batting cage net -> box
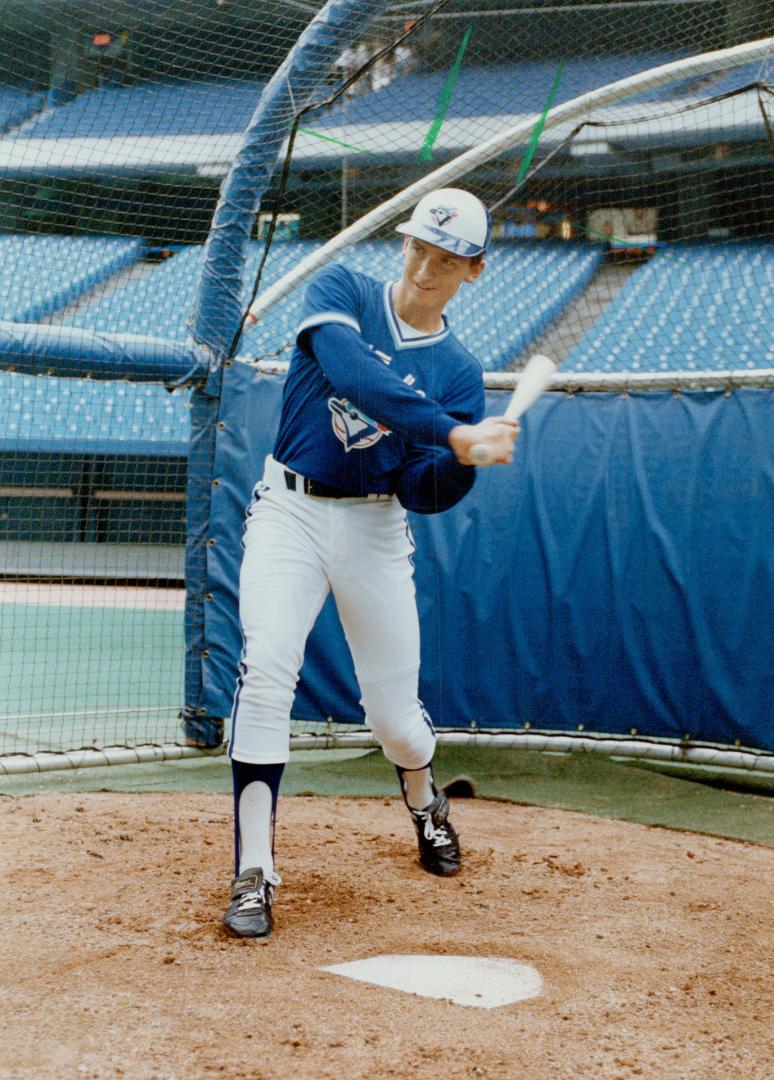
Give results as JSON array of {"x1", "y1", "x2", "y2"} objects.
[{"x1": 0, "y1": 0, "x2": 772, "y2": 770}]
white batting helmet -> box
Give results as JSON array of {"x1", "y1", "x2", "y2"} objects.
[{"x1": 396, "y1": 187, "x2": 491, "y2": 257}]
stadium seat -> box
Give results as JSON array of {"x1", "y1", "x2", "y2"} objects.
[
  {"x1": 0, "y1": 234, "x2": 145, "y2": 323},
  {"x1": 35, "y1": 235, "x2": 604, "y2": 451},
  {"x1": 64, "y1": 237, "x2": 605, "y2": 372},
  {"x1": 0, "y1": 369, "x2": 189, "y2": 457},
  {"x1": 310, "y1": 54, "x2": 690, "y2": 129},
  {"x1": 11, "y1": 55, "x2": 696, "y2": 146},
  {"x1": 46, "y1": 239, "x2": 324, "y2": 451},
  {"x1": 564, "y1": 241, "x2": 774, "y2": 372},
  {"x1": 17, "y1": 79, "x2": 265, "y2": 139},
  {"x1": 19, "y1": 235, "x2": 770, "y2": 455},
  {"x1": 0, "y1": 84, "x2": 43, "y2": 133},
  {"x1": 63, "y1": 239, "x2": 323, "y2": 349},
  {"x1": 217, "y1": 239, "x2": 603, "y2": 370}
]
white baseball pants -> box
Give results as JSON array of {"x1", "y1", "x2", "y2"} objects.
[{"x1": 229, "y1": 456, "x2": 436, "y2": 769}]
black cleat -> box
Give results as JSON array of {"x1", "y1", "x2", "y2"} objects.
[
  {"x1": 410, "y1": 791, "x2": 461, "y2": 877},
  {"x1": 222, "y1": 867, "x2": 277, "y2": 939}
]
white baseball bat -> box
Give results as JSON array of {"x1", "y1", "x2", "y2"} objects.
[{"x1": 470, "y1": 353, "x2": 557, "y2": 467}]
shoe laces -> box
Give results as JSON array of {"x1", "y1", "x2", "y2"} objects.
[
  {"x1": 233, "y1": 870, "x2": 281, "y2": 912},
  {"x1": 234, "y1": 889, "x2": 267, "y2": 914},
  {"x1": 415, "y1": 808, "x2": 452, "y2": 848}
]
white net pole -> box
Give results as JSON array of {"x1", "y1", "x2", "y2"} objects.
[
  {"x1": 243, "y1": 359, "x2": 774, "y2": 389},
  {"x1": 4, "y1": 730, "x2": 774, "y2": 777}
]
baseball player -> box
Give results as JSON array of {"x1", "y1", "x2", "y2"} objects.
[{"x1": 223, "y1": 187, "x2": 518, "y2": 939}]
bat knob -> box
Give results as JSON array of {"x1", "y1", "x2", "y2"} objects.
[{"x1": 470, "y1": 444, "x2": 493, "y2": 467}]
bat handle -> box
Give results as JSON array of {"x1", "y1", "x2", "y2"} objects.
[{"x1": 470, "y1": 414, "x2": 523, "y2": 467}]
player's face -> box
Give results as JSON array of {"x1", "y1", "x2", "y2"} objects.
[{"x1": 400, "y1": 236, "x2": 484, "y2": 313}]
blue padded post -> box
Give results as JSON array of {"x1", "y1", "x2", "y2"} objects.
[
  {"x1": 190, "y1": 0, "x2": 392, "y2": 362},
  {"x1": 181, "y1": 0, "x2": 392, "y2": 748},
  {"x1": 0, "y1": 320, "x2": 207, "y2": 384}
]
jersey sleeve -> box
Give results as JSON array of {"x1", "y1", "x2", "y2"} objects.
[
  {"x1": 393, "y1": 445, "x2": 475, "y2": 514},
  {"x1": 441, "y1": 353, "x2": 486, "y2": 427},
  {"x1": 391, "y1": 361, "x2": 485, "y2": 514},
  {"x1": 296, "y1": 263, "x2": 362, "y2": 339}
]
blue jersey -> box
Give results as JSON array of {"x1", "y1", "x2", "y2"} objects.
[{"x1": 273, "y1": 264, "x2": 485, "y2": 502}]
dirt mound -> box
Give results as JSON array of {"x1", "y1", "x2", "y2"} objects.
[{"x1": 2, "y1": 793, "x2": 772, "y2": 1079}]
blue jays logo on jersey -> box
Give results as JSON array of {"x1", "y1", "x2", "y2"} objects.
[
  {"x1": 328, "y1": 397, "x2": 391, "y2": 452},
  {"x1": 430, "y1": 205, "x2": 458, "y2": 229}
]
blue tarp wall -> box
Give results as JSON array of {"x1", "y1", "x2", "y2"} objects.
[{"x1": 200, "y1": 362, "x2": 773, "y2": 752}]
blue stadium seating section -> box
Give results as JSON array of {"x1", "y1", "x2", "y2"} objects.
[
  {"x1": 564, "y1": 242, "x2": 774, "y2": 372},
  {"x1": 0, "y1": 233, "x2": 168, "y2": 455},
  {"x1": 63, "y1": 239, "x2": 324, "y2": 347},
  {"x1": 64, "y1": 237, "x2": 599, "y2": 372},
  {"x1": 0, "y1": 371, "x2": 189, "y2": 456},
  {"x1": 312, "y1": 54, "x2": 691, "y2": 128},
  {"x1": 13, "y1": 55, "x2": 699, "y2": 143},
  {"x1": 59, "y1": 239, "x2": 399, "y2": 360},
  {"x1": 3, "y1": 235, "x2": 771, "y2": 454},
  {"x1": 240, "y1": 239, "x2": 604, "y2": 371},
  {"x1": 1, "y1": 240, "x2": 320, "y2": 455},
  {"x1": 0, "y1": 240, "x2": 325, "y2": 456},
  {"x1": 455, "y1": 241, "x2": 604, "y2": 370},
  {"x1": 0, "y1": 234, "x2": 145, "y2": 322},
  {"x1": 16, "y1": 79, "x2": 265, "y2": 140},
  {"x1": 2, "y1": 236, "x2": 604, "y2": 451},
  {"x1": 0, "y1": 85, "x2": 43, "y2": 134}
]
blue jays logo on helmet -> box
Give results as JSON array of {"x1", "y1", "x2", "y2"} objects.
[
  {"x1": 396, "y1": 189, "x2": 488, "y2": 257},
  {"x1": 328, "y1": 397, "x2": 391, "y2": 452},
  {"x1": 429, "y1": 206, "x2": 458, "y2": 230}
]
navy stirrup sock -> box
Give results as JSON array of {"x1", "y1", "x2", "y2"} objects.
[
  {"x1": 231, "y1": 760, "x2": 285, "y2": 874},
  {"x1": 395, "y1": 761, "x2": 437, "y2": 811}
]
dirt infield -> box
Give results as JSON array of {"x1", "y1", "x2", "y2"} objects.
[{"x1": 3, "y1": 792, "x2": 772, "y2": 1080}]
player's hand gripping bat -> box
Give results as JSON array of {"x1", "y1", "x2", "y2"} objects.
[{"x1": 470, "y1": 353, "x2": 557, "y2": 466}]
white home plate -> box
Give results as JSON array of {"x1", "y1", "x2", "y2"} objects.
[{"x1": 321, "y1": 955, "x2": 542, "y2": 1008}]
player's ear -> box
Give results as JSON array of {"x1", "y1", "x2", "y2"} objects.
[{"x1": 463, "y1": 256, "x2": 485, "y2": 284}]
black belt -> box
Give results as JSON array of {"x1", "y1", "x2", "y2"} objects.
[{"x1": 284, "y1": 469, "x2": 387, "y2": 500}]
